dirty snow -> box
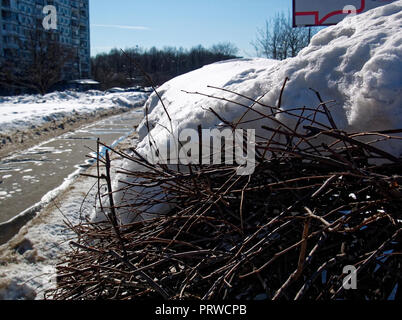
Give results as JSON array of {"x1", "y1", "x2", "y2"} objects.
[
  {"x1": 0, "y1": 89, "x2": 149, "y2": 134},
  {"x1": 0, "y1": 169, "x2": 96, "y2": 300},
  {"x1": 0, "y1": 155, "x2": 125, "y2": 300}
]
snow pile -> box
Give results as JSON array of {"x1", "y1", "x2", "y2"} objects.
[
  {"x1": 107, "y1": 1, "x2": 402, "y2": 224},
  {"x1": 137, "y1": 0, "x2": 402, "y2": 156},
  {"x1": 0, "y1": 89, "x2": 150, "y2": 134}
]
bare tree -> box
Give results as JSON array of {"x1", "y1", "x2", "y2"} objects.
[
  {"x1": 252, "y1": 13, "x2": 316, "y2": 60},
  {"x1": 210, "y1": 42, "x2": 239, "y2": 57},
  {"x1": 0, "y1": 28, "x2": 75, "y2": 95}
]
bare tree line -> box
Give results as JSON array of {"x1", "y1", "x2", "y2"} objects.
[
  {"x1": 252, "y1": 13, "x2": 321, "y2": 60},
  {"x1": 91, "y1": 42, "x2": 239, "y2": 90}
]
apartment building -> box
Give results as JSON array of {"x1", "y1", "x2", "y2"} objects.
[{"x1": 0, "y1": 0, "x2": 90, "y2": 79}]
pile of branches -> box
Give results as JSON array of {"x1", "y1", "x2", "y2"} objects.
[{"x1": 48, "y1": 83, "x2": 402, "y2": 300}]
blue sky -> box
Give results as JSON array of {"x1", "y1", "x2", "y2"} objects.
[{"x1": 89, "y1": 0, "x2": 292, "y2": 57}]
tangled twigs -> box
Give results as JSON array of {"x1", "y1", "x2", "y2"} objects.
[{"x1": 47, "y1": 85, "x2": 402, "y2": 301}]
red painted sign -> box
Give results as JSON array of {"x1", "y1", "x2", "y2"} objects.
[{"x1": 293, "y1": 0, "x2": 397, "y2": 27}]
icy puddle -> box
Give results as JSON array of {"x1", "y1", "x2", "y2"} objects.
[{"x1": 0, "y1": 110, "x2": 143, "y2": 226}]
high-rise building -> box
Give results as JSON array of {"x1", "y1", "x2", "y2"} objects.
[{"x1": 0, "y1": 0, "x2": 90, "y2": 80}]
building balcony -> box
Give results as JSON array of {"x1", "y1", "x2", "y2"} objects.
[
  {"x1": 1, "y1": 0, "x2": 10, "y2": 8},
  {"x1": 3, "y1": 42, "x2": 19, "y2": 49},
  {"x1": 1, "y1": 10, "x2": 17, "y2": 21},
  {"x1": 2, "y1": 29, "x2": 19, "y2": 36}
]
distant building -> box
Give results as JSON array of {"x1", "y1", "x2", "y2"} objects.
[{"x1": 0, "y1": 0, "x2": 90, "y2": 80}]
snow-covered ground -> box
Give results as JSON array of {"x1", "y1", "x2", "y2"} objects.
[
  {"x1": 0, "y1": 133, "x2": 135, "y2": 300},
  {"x1": 0, "y1": 159, "x2": 119, "y2": 299},
  {"x1": 0, "y1": 89, "x2": 150, "y2": 134},
  {"x1": 104, "y1": 1, "x2": 402, "y2": 224},
  {"x1": 0, "y1": 89, "x2": 150, "y2": 299},
  {"x1": 0, "y1": 172, "x2": 94, "y2": 299}
]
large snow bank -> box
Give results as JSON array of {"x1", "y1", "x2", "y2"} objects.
[
  {"x1": 138, "y1": 0, "x2": 402, "y2": 157},
  {"x1": 96, "y1": 1, "x2": 402, "y2": 224},
  {"x1": 0, "y1": 90, "x2": 149, "y2": 134}
]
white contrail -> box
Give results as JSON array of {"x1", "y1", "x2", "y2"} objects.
[{"x1": 91, "y1": 24, "x2": 150, "y2": 30}]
